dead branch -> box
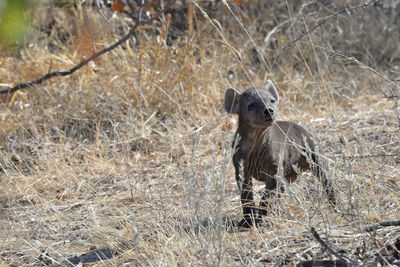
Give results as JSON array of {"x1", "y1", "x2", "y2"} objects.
[
  {"x1": 311, "y1": 227, "x2": 342, "y2": 259},
  {"x1": 364, "y1": 219, "x2": 400, "y2": 232},
  {"x1": 310, "y1": 227, "x2": 355, "y2": 264},
  {"x1": 334, "y1": 153, "x2": 400, "y2": 160},
  {"x1": 0, "y1": 22, "x2": 142, "y2": 95},
  {"x1": 297, "y1": 259, "x2": 350, "y2": 267},
  {"x1": 0, "y1": 0, "x2": 186, "y2": 96},
  {"x1": 383, "y1": 95, "x2": 400, "y2": 99}
]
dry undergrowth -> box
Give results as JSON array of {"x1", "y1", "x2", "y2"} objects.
[{"x1": 0, "y1": 1, "x2": 399, "y2": 266}]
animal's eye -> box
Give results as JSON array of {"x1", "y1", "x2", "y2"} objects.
[
  {"x1": 247, "y1": 103, "x2": 257, "y2": 111},
  {"x1": 271, "y1": 99, "x2": 276, "y2": 104}
]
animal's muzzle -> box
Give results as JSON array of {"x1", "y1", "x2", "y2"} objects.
[{"x1": 263, "y1": 107, "x2": 275, "y2": 117}]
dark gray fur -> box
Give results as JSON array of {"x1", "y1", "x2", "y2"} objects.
[{"x1": 224, "y1": 80, "x2": 336, "y2": 227}]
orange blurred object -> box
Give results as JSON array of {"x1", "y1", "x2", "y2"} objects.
[{"x1": 112, "y1": 0, "x2": 125, "y2": 11}]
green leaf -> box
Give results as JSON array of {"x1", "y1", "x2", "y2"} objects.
[{"x1": 0, "y1": 0, "x2": 28, "y2": 46}]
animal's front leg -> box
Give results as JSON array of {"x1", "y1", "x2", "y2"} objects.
[
  {"x1": 258, "y1": 190, "x2": 275, "y2": 217},
  {"x1": 258, "y1": 177, "x2": 278, "y2": 218},
  {"x1": 238, "y1": 177, "x2": 259, "y2": 228}
]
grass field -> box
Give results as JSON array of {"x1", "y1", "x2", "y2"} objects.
[{"x1": 0, "y1": 1, "x2": 399, "y2": 266}]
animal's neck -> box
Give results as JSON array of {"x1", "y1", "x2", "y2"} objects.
[
  {"x1": 237, "y1": 119, "x2": 271, "y2": 155},
  {"x1": 238, "y1": 118, "x2": 270, "y2": 139}
]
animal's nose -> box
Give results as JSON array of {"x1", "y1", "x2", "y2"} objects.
[{"x1": 264, "y1": 108, "x2": 274, "y2": 116}]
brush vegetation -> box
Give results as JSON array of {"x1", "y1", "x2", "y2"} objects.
[{"x1": 0, "y1": 0, "x2": 399, "y2": 265}]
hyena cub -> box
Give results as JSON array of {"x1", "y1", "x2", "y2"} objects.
[{"x1": 224, "y1": 80, "x2": 336, "y2": 227}]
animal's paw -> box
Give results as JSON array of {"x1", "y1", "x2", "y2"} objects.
[{"x1": 238, "y1": 216, "x2": 262, "y2": 228}]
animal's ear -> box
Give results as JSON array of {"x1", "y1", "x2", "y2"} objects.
[
  {"x1": 224, "y1": 88, "x2": 241, "y2": 114},
  {"x1": 264, "y1": 80, "x2": 279, "y2": 103}
]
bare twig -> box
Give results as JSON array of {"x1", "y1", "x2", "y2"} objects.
[
  {"x1": 310, "y1": 227, "x2": 355, "y2": 264},
  {"x1": 0, "y1": 0, "x2": 182, "y2": 96},
  {"x1": 383, "y1": 95, "x2": 400, "y2": 99},
  {"x1": 297, "y1": 259, "x2": 350, "y2": 267},
  {"x1": 311, "y1": 227, "x2": 343, "y2": 259},
  {"x1": 333, "y1": 153, "x2": 400, "y2": 160},
  {"x1": 273, "y1": 0, "x2": 384, "y2": 56},
  {"x1": 364, "y1": 219, "x2": 400, "y2": 232},
  {"x1": 0, "y1": 22, "x2": 142, "y2": 95}
]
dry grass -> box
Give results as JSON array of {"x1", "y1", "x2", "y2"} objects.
[{"x1": 0, "y1": 1, "x2": 399, "y2": 266}]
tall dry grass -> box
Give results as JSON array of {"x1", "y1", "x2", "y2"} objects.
[{"x1": 0, "y1": 1, "x2": 399, "y2": 265}]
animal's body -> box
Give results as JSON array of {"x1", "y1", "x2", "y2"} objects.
[{"x1": 224, "y1": 80, "x2": 336, "y2": 227}]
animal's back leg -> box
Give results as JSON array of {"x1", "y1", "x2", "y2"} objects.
[{"x1": 311, "y1": 157, "x2": 336, "y2": 205}]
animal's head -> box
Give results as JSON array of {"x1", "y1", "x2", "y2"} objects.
[{"x1": 224, "y1": 80, "x2": 279, "y2": 128}]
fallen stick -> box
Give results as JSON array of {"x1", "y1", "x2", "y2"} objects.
[
  {"x1": 0, "y1": 21, "x2": 141, "y2": 95},
  {"x1": 310, "y1": 227, "x2": 355, "y2": 265},
  {"x1": 363, "y1": 219, "x2": 400, "y2": 232}
]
